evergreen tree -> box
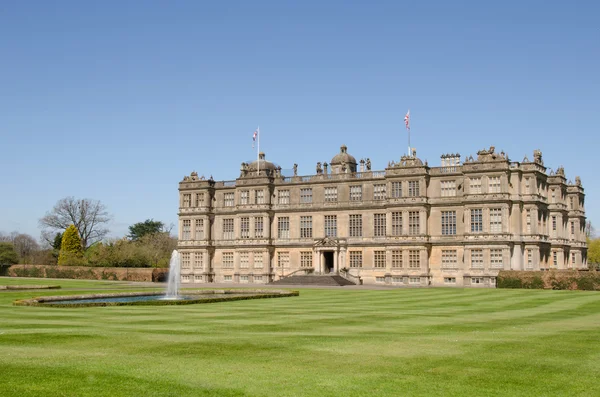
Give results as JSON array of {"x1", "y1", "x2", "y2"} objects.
[
  {"x1": 0, "y1": 242, "x2": 19, "y2": 264},
  {"x1": 58, "y1": 225, "x2": 84, "y2": 266}
]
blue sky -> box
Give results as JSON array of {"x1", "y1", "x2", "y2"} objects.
[{"x1": 1, "y1": 0, "x2": 598, "y2": 240}]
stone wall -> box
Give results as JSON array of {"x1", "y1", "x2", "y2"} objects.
[{"x1": 5, "y1": 265, "x2": 168, "y2": 282}]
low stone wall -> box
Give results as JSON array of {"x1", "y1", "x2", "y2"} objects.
[
  {"x1": 497, "y1": 270, "x2": 600, "y2": 290},
  {"x1": 5, "y1": 265, "x2": 168, "y2": 282}
]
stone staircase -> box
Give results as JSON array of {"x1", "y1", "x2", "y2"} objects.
[{"x1": 269, "y1": 274, "x2": 355, "y2": 286}]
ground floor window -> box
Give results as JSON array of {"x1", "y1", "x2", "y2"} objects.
[
  {"x1": 376, "y1": 276, "x2": 386, "y2": 283},
  {"x1": 409, "y1": 277, "x2": 420, "y2": 285},
  {"x1": 194, "y1": 275, "x2": 202, "y2": 282},
  {"x1": 374, "y1": 251, "x2": 386, "y2": 268},
  {"x1": 300, "y1": 251, "x2": 312, "y2": 268},
  {"x1": 471, "y1": 277, "x2": 484, "y2": 285},
  {"x1": 240, "y1": 275, "x2": 249, "y2": 283},
  {"x1": 349, "y1": 251, "x2": 363, "y2": 268},
  {"x1": 254, "y1": 275, "x2": 263, "y2": 282},
  {"x1": 392, "y1": 277, "x2": 402, "y2": 283},
  {"x1": 391, "y1": 250, "x2": 402, "y2": 268},
  {"x1": 223, "y1": 275, "x2": 232, "y2": 282},
  {"x1": 278, "y1": 252, "x2": 290, "y2": 267},
  {"x1": 222, "y1": 252, "x2": 234, "y2": 268},
  {"x1": 444, "y1": 277, "x2": 456, "y2": 284}
]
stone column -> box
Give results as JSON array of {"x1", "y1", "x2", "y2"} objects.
[{"x1": 334, "y1": 249, "x2": 338, "y2": 273}]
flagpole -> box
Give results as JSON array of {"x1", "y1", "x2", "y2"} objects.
[{"x1": 257, "y1": 126, "x2": 260, "y2": 175}]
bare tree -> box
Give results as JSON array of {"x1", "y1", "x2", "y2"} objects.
[
  {"x1": 586, "y1": 221, "x2": 595, "y2": 239},
  {"x1": 39, "y1": 197, "x2": 111, "y2": 248},
  {"x1": 12, "y1": 233, "x2": 40, "y2": 259}
]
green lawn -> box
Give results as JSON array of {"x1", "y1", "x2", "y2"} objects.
[{"x1": 1, "y1": 279, "x2": 600, "y2": 396}]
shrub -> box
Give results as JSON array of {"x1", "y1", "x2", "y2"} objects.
[
  {"x1": 0, "y1": 242, "x2": 19, "y2": 265},
  {"x1": 58, "y1": 225, "x2": 84, "y2": 266}
]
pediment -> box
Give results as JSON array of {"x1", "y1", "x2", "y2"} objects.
[{"x1": 313, "y1": 237, "x2": 338, "y2": 247}]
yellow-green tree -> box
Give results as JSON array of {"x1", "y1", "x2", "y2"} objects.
[
  {"x1": 588, "y1": 238, "x2": 600, "y2": 270},
  {"x1": 58, "y1": 225, "x2": 84, "y2": 266}
]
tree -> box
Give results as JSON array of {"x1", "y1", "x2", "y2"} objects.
[
  {"x1": 39, "y1": 197, "x2": 111, "y2": 248},
  {"x1": 128, "y1": 219, "x2": 170, "y2": 241},
  {"x1": 58, "y1": 225, "x2": 84, "y2": 266},
  {"x1": 0, "y1": 242, "x2": 19, "y2": 265},
  {"x1": 12, "y1": 233, "x2": 40, "y2": 261},
  {"x1": 52, "y1": 232, "x2": 63, "y2": 250},
  {"x1": 586, "y1": 221, "x2": 595, "y2": 239},
  {"x1": 588, "y1": 238, "x2": 600, "y2": 270}
]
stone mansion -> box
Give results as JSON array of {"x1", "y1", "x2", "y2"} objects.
[{"x1": 177, "y1": 145, "x2": 587, "y2": 287}]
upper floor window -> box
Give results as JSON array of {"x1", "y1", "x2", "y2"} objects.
[
  {"x1": 391, "y1": 182, "x2": 402, "y2": 198},
  {"x1": 470, "y1": 178, "x2": 481, "y2": 194},
  {"x1": 324, "y1": 215, "x2": 337, "y2": 237},
  {"x1": 490, "y1": 208, "x2": 502, "y2": 233},
  {"x1": 183, "y1": 194, "x2": 191, "y2": 208},
  {"x1": 222, "y1": 219, "x2": 234, "y2": 239},
  {"x1": 254, "y1": 217, "x2": 263, "y2": 238},
  {"x1": 224, "y1": 193, "x2": 234, "y2": 207},
  {"x1": 408, "y1": 181, "x2": 419, "y2": 197},
  {"x1": 349, "y1": 214, "x2": 362, "y2": 237},
  {"x1": 195, "y1": 219, "x2": 204, "y2": 240},
  {"x1": 471, "y1": 209, "x2": 483, "y2": 233},
  {"x1": 325, "y1": 187, "x2": 338, "y2": 202},
  {"x1": 441, "y1": 211, "x2": 456, "y2": 235},
  {"x1": 278, "y1": 217, "x2": 290, "y2": 239},
  {"x1": 278, "y1": 190, "x2": 290, "y2": 205},
  {"x1": 489, "y1": 176, "x2": 501, "y2": 193},
  {"x1": 525, "y1": 178, "x2": 531, "y2": 194},
  {"x1": 300, "y1": 188, "x2": 313, "y2": 204},
  {"x1": 240, "y1": 190, "x2": 249, "y2": 205},
  {"x1": 240, "y1": 217, "x2": 250, "y2": 239},
  {"x1": 182, "y1": 220, "x2": 191, "y2": 240},
  {"x1": 441, "y1": 180, "x2": 456, "y2": 197},
  {"x1": 300, "y1": 216, "x2": 313, "y2": 238},
  {"x1": 569, "y1": 197, "x2": 574, "y2": 210},
  {"x1": 391, "y1": 212, "x2": 402, "y2": 236},
  {"x1": 442, "y1": 250, "x2": 457, "y2": 269},
  {"x1": 374, "y1": 214, "x2": 386, "y2": 237},
  {"x1": 373, "y1": 184, "x2": 386, "y2": 200},
  {"x1": 551, "y1": 190, "x2": 556, "y2": 203},
  {"x1": 255, "y1": 190, "x2": 265, "y2": 204},
  {"x1": 350, "y1": 186, "x2": 362, "y2": 201},
  {"x1": 409, "y1": 211, "x2": 420, "y2": 235},
  {"x1": 194, "y1": 193, "x2": 204, "y2": 207}
]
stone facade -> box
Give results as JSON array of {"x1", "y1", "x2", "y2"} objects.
[{"x1": 177, "y1": 145, "x2": 587, "y2": 287}]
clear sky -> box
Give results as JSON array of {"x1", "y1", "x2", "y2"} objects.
[{"x1": 1, "y1": 0, "x2": 598, "y2": 241}]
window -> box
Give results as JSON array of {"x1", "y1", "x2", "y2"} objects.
[
  {"x1": 183, "y1": 194, "x2": 191, "y2": 208},
  {"x1": 182, "y1": 275, "x2": 190, "y2": 282},
  {"x1": 526, "y1": 249, "x2": 533, "y2": 269},
  {"x1": 224, "y1": 192, "x2": 234, "y2": 207},
  {"x1": 240, "y1": 275, "x2": 249, "y2": 283},
  {"x1": 301, "y1": 252, "x2": 312, "y2": 268},
  {"x1": 349, "y1": 251, "x2": 362, "y2": 268},
  {"x1": 391, "y1": 250, "x2": 402, "y2": 268},
  {"x1": 409, "y1": 277, "x2": 420, "y2": 285},
  {"x1": 570, "y1": 221, "x2": 575, "y2": 236},
  {"x1": 223, "y1": 275, "x2": 232, "y2": 281},
  {"x1": 490, "y1": 208, "x2": 502, "y2": 233},
  {"x1": 182, "y1": 220, "x2": 191, "y2": 240},
  {"x1": 391, "y1": 182, "x2": 402, "y2": 198},
  {"x1": 409, "y1": 211, "x2": 420, "y2": 235},
  {"x1": 571, "y1": 252, "x2": 576, "y2": 266},
  {"x1": 374, "y1": 251, "x2": 386, "y2": 268},
  {"x1": 471, "y1": 277, "x2": 484, "y2": 285},
  {"x1": 525, "y1": 178, "x2": 531, "y2": 194},
  {"x1": 239, "y1": 252, "x2": 249, "y2": 268},
  {"x1": 376, "y1": 277, "x2": 386, "y2": 283},
  {"x1": 278, "y1": 217, "x2": 290, "y2": 239},
  {"x1": 490, "y1": 249, "x2": 503, "y2": 269},
  {"x1": 349, "y1": 214, "x2": 362, "y2": 237},
  {"x1": 194, "y1": 275, "x2": 202, "y2": 282},
  {"x1": 408, "y1": 181, "x2": 419, "y2": 197},
  {"x1": 442, "y1": 250, "x2": 457, "y2": 269},
  {"x1": 489, "y1": 176, "x2": 501, "y2": 193},
  {"x1": 551, "y1": 190, "x2": 556, "y2": 203},
  {"x1": 222, "y1": 252, "x2": 234, "y2": 268},
  {"x1": 441, "y1": 180, "x2": 456, "y2": 197},
  {"x1": 409, "y1": 250, "x2": 420, "y2": 268},
  {"x1": 240, "y1": 217, "x2": 250, "y2": 239},
  {"x1": 222, "y1": 218, "x2": 234, "y2": 239},
  {"x1": 324, "y1": 187, "x2": 338, "y2": 202},
  {"x1": 255, "y1": 190, "x2": 264, "y2": 204},
  {"x1": 350, "y1": 185, "x2": 362, "y2": 201},
  {"x1": 526, "y1": 209, "x2": 531, "y2": 234},
  {"x1": 254, "y1": 275, "x2": 263, "y2": 282},
  {"x1": 551, "y1": 216, "x2": 557, "y2": 237},
  {"x1": 569, "y1": 197, "x2": 574, "y2": 209},
  {"x1": 374, "y1": 184, "x2": 386, "y2": 200},
  {"x1": 553, "y1": 251, "x2": 558, "y2": 267},
  {"x1": 324, "y1": 215, "x2": 337, "y2": 237},
  {"x1": 254, "y1": 217, "x2": 264, "y2": 238},
  {"x1": 392, "y1": 212, "x2": 402, "y2": 236},
  {"x1": 278, "y1": 190, "x2": 290, "y2": 204},
  {"x1": 194, "y1": 252, "x2": 203, "y2": 270},
  {"x1": 374, "y1": 214, "x2": 386, "y2": 237},
  {"x1": 254, "y1": 252, "x2": 263, "y2": 268},
  {"x1": 471, "y1": 209, "x2": 483, "y2": 233},
  {"x1": 441, "y1": 211, "x2": 456, "y2": 235},
  {"x1": 471, "y1": 249, "x2": 483, "y2": 268},
  {"x1": 240, "y1": 190, "x2": 249, "y2": 205},
  {"x1": 392, "y1": 277, "x2": 402, "y2": 284},
  {"x1": 277, "y1": 252, "x2": 290, "y2": 267},
  {"x1": 194, "y1": 193, "x2": 204, "y2": 207},
  {"x1": 195, "y1": 219, "x2": 204, "y2": 240},
  {"x1": 444, "y1": 277, "x2": 456, "y2": 284},
  {"x1": 300, "y1": 188, "x2": 313, "y2": 203},
  {"x1": 300, "y1": 216, "x2": 313, "y2": 238},
  {"x1": 470, "y1": 178, "x2": 481, "y2": 194},
  {"x1": 181, "y1": 252, "x2": 191, "y2": 268}
]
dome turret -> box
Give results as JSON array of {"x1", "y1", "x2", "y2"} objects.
[{"x1": 330, "y1": 145, "x2": 357, "y2": 174}]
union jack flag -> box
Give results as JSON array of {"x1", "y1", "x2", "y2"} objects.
[{"x1": 404, "y1": 110, "x2": 410, "y2": 131}]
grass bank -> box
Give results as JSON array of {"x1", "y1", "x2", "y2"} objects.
[{"x1": 1, "y1": 279, "x2": 599, "y2": 396}]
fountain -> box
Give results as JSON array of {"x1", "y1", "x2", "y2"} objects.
[{"x1": 164, "y1": 250, "x2": 181, "y2": 299}]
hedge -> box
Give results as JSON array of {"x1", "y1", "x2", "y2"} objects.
[{"x1": 497, "y1": 270, "x2": 600, "y2": 290}]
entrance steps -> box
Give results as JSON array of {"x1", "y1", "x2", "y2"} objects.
[{"x1": 269, "y1": 274, "x2": 355, "y2": 286}]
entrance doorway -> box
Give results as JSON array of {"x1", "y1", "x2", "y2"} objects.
[{"x1": 323, "y1": 251, "x2": 334, "y2": 273}]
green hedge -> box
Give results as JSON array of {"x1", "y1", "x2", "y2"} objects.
[{"x1": 497, "y1": 270, "x2": 600, "y2": 290}]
